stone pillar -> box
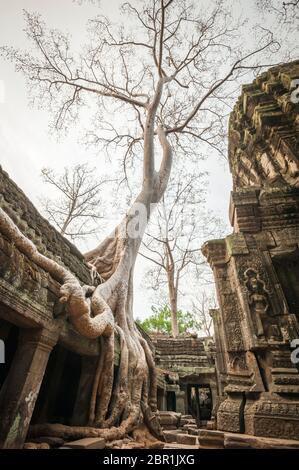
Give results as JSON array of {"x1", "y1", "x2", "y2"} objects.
[
  {"x1": 209, "y1": 308, "x2": 227, "y2": 396},
  {"x1": 0, "y1": 327, "x2": 58, "y2": 449},
  {"x1": 175, "y1": 390, "x2": 186, "y2": 414},
  {"x1": 209, "y1": 383, "x2": 218, "y2": 418}
]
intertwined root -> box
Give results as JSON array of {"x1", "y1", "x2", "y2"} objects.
[
  {"x1": 28, "y1": 300, "x2": 164, "y2": 444},
  {"x1": 0, "y1": 192, "x2": 165, "y2": 445},
  {"x1": 28, "y1": 322, "x2": 164, "y2": 444}
]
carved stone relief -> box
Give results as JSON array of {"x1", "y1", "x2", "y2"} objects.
[
  {"x1": 236, "y1": 257, "x2": 282, "y2": 342},
  {"x1": 221, "y1": 292, "x2": 244, "y2": 352}
]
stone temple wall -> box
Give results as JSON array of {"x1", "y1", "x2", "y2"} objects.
[
  {"x1": 0, "y1": 166, "x2": 109, "y2": 448},
  {"x1": 0, "y1": 165, "x2": 216, "y2": 447},
  {"x1": 202, "y1": 61, "x2": 299, "y2": 440},
  {"x1": 151, "y1": 334, "x2": 217, "y2": 420}
]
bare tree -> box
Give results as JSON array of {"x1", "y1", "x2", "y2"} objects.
[
  {"x1": 0, "y1": 0, "x2": 282, "y2": 444},
  {"x1": 257, "y1": 0, "x2": 299, "y2": 24},
  {"x1": 40, "y1": 163, "x2": 108, "y2": 241},
  {"x1": 141, "y1": 168, "x2": 224, "y2": 337},
  {"x1": 192, "y1": 290, "x2": 216, "y2": 337}
]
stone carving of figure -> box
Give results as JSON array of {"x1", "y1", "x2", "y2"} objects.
[{"x1": 244, "y1": 268, "x2": 269, "y2": 337}]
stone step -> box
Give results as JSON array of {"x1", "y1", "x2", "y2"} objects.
[
  {"x1": 63, "y1": 437, "x2": 106, "y2": 449},
  {"x1": 198, "y1": 429, "x2": 299, "y2": 449},
  {"x1": 164, "y1": 443, "x2": 198, "y2": 449},
  {"x1": 176, "y1": 433, "x2": 198, "y2": 446},
  {"x1": 180, "y1": 419, "x2": 196, "y2": 427},
  {"x1": 198, "y1": 430, "x2": 224, "y2": 448},
  {"x1": 182, "y1": 424, "x2": 198, "y2": 430},
  {"x1": 224, "y1": 433, "x2": 299, "y2": 449},
  {"x1": 159, "y1": 412, "x2": 181, "y2": 426},
  {"x1": 206, "y1": 420, "x2": 216, "y2": 430},
  {"x1": 163, "y1": 431, "x2": 180, "y2": 443}
]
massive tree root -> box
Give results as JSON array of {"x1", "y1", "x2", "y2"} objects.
[
  {"x1": 0, "y1": 204, "x2": 164, "y2": 445},
  {"x1": 0, "y1": 79, "x2": 172, "y2": 446}
]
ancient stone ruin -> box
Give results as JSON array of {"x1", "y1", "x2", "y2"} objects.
[
  {"x1": 0, "y1": 61, "x2": 299, "y2": 449},
  {"x1": 203, "y1": 60, "x2": 299, "y2": 442},
  {"x1": 151, "y1": 334, "x2": 215, "y2": 418}
]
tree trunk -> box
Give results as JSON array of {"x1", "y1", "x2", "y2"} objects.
[
  {"x1": 0, "y1": 79, "x2": 173, "y2": 447},
  {"x1": 168, "y1": 270, "x2": 178, "y2": 337}
]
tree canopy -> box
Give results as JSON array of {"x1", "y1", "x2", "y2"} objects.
[{"x1": 137, "y1": 304, "x2": 199, "y2": 335}]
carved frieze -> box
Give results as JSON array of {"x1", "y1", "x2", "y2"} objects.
[
  {"x1": 245, "y1": 395, "x2": 299, "y2": 440},
  {"x1": 217, "y1": 395, "x2": 245, "y2": 433},
  {"x1": 221, "y1": 292, "x2": 244, "y2": 352}
]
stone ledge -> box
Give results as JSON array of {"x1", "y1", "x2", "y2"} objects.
[
  {"x1": 62, "y1": 437, "x2": 106, "y2": 449},
  {"x1": 198, "y1": 429, "x2": 299, "y2": 449},
  {"x1": 176, "y1": 433, "x2": 198, "y2": 446}
]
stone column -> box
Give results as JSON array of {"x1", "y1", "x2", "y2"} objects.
[
  {"x1": 175, "y1": 390, "x2": 186, "y2": 414},
  {"x1": 209, "y1": 308, "x2": 227, "y2": 396},
  {"x1": 209, "y1": 383, "x2": 218, "y2": 418},
  {"x1": 0, "y1": 327, "x2": 58, "y2": 449}
]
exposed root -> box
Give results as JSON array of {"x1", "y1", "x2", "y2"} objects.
[
  {"x1": 101, "y1": 326, "x2": 129, "y2": 428},
  {"x1": 0, "y1": 207, "x2": 114, "y2": 339},
  {"x1": 140, "y1": 337, "x2": 158, "y2": 411},
  {"x1": 93, "y1": 333, "x2": 115, "y2": 426},
  {"x1": 88, "y1": 337, "x2": 105, "y2": 425},
  {"x1": 0, "y1": 203, "x2": 164, "y2": 446},
  {"x1": 29, "y1": 406, "x2": 141, "y2": 442},
  {"x1": 132, "y1": 423, "x2": 165, "y2": 449},
  {"x1": 0, "y1": 111, "x2": 172, "y2": 446},
  {"x1": 23, "y1": 442, "x2": 50, "y2": 449}
]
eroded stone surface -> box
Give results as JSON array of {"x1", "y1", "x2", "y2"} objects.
[{"x1": 202, "y1": 60, "x2": 299, "y2": 441}]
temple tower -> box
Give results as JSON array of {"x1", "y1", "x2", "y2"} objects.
[{"x1": 202, "y1": 61, "x2": 299, "y2": 440}]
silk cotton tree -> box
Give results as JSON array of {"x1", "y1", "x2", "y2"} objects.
[
  {"x1": 1, "y1": 0, "x2": 280, "y2": 443},
  {"x1": 140, "y1": 168, "x2": 223, "y2": 338}
]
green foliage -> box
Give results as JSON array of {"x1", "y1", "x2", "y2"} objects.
[{"x1": 136, "y1": 304, "x2": 199, "y2": 335}]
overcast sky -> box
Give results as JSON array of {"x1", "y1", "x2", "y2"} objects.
[{"x1": 0, "y1": 0, "x2": 294, "y2": 320}]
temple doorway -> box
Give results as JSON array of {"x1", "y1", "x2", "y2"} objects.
[
  {"x1": 166, "y1": 390, "x2": 176, "y2": 411},
  {"x1": 31, "y1": 343, "x2": 82, "y2": 425},
  {"x1": 187, "y1": 384, "x2": 212, "y2": 425}
]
